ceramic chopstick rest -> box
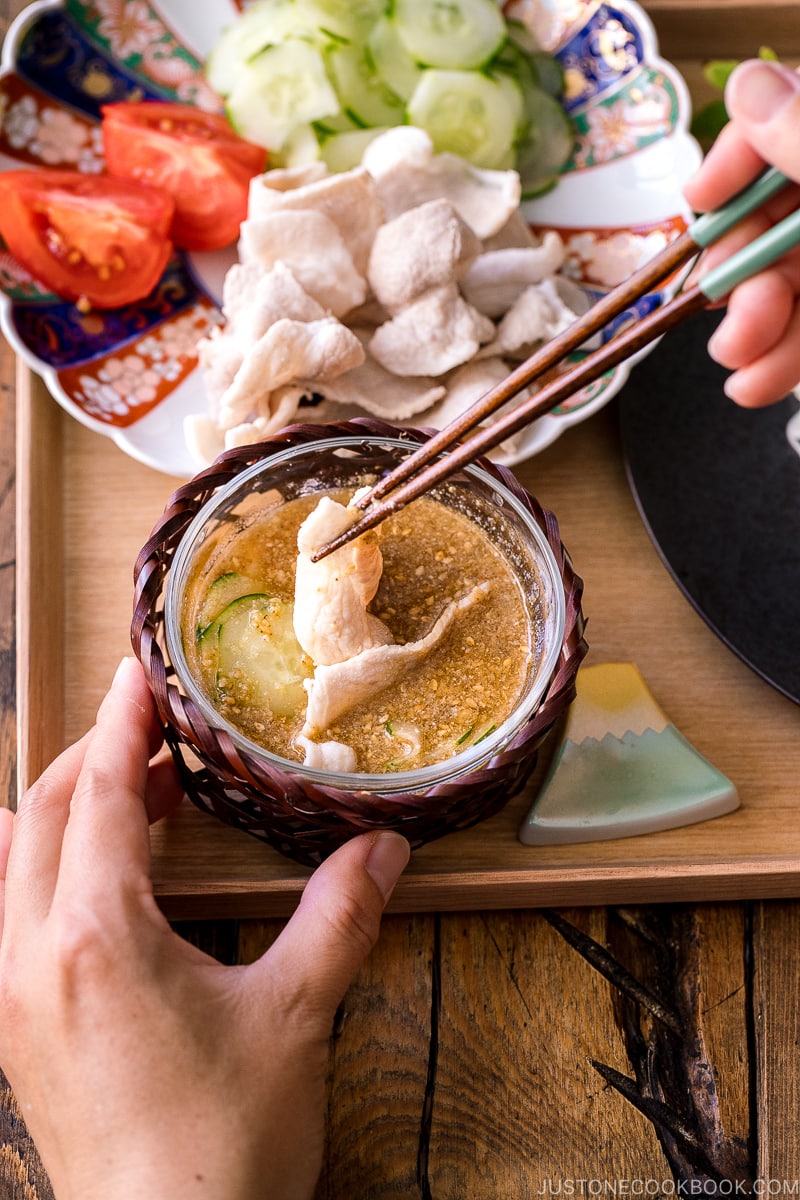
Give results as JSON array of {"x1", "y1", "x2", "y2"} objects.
[{"x1": 518, "y1": 661, "x2": 739, "y2": 845}]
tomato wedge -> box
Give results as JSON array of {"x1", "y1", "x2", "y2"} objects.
[
  {"x1": 0, "y1": 169, "x2": 174, "y2": 309},
  {"x1": 101, "y1": 101, "x2": 267, "y2": 251}
]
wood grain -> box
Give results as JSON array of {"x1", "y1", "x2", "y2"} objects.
[
  {"x1": 0, "y1": 1088, "x2": 53, "y2": 1200},
  {"x1": 642, "y1": 0, "x2": 800, "y2": 59},
  {"x1": 14, "y1": 366, "x2": 63, "y2": 808},
  {"x1": 752, "y1": 903, "x2": 800, "y2": 1179}
]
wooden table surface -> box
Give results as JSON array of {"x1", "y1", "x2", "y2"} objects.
[{"x1": 3, "y1": 2, "x2": 800, "y2": 1195}]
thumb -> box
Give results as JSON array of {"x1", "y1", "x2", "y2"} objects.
[
  {"x1": 0, "y1": 806, "x2": 14, "y2": 942},
  {"x1": 725, "y1": 60, "x2": 800, "y2": 183},
  {"x1": 255, "y1": 831, "x2": 410, "y2": 1020}
]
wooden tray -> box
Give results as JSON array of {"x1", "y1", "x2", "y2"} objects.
[{"x1": 16, "y1": 365, "x2": 800, "y2": 918}]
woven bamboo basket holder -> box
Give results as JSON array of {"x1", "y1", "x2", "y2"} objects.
[{"x1": 131, "y1": 418, "x2": 588, "y2": 866}]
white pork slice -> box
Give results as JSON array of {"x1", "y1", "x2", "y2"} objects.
[
  {"x1": 248, "y1": 163, "x2": 328, "y2": 203},
  {"x1": 303, "y1": 583, "x2": 491, "y2": 734},
  {"x1": 184, "y1": 412, "x2": 225, "y2": 467},
  {"x1": 217, "y1": 317, "x2": 364, "y2": 430},
  {"x1": 294, "y1": 494, "x2": 393, "y2": 667},
  {"x1": 238, "y1": 210, "x2": 366, "y2": 317},
  {"x1": 367, "y1": 198, "x2": 481, "y2": 311},
  {"x1": 425, "y1": 357, "x2": 511, "y2": 428},
  {"x1": 221, "y1": 260, "x2": 328, "y2": 349},
  {"x1": 301, "y1": 327, "x2": 445, "y2": 421},
  {"x1": 361, "y1": 128, "x2": 521, "y2": 239},
  {"x1": 369, "y1": 284, "x2": 495, "y2": 378},
  {"x1": 423, "y1": 358, "x2": 532, "y2": 459},
  {"x1": 477, "y1": 279, "x2": 582, "y2": 361},
  {"x1": 294, "y1": 734, "x2": 358, "y2": 773},
  {"x1": 197, "y1": 326, "x2": 243, "y2": 415},
  {"x1": 246, "y1": 166, "x2": 384, "y2": 276},
  {"x1": 222, "y1": 385, "x2": 306, "y2": 450},
  {"x1": 360, "y1": 126, "x2": 436, "y2": 178},
  {"x1": 460, "y1": 234, "x2": 566, "y2": 317},
  {"x1": 428, "y1": 357, "x2": 539, "y2": 459},
  {"x1": 482, "y1": 209, "x2": 538, "y2": 252}
]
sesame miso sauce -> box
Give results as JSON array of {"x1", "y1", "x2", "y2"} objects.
[{"x1": 181, "y1": 489, "x2": 537, "y2": 775}]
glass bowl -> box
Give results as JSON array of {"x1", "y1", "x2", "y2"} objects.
[{"x1": 132, "y1": 418, "x2": 587, "y2": 864}]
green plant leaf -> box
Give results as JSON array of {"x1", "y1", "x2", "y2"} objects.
[
  {"x1": 703, "y1": 59, "x2": 739, "y2": 91},
  {"x1": 690, "y1": 97, "x2": 729, "y2": 143},
  {"x1": 694, "y1": 48, "x2": 779, "y2": 147}
]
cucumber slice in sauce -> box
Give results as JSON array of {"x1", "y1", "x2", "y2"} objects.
[
  {"x1": 226, "y1": 39, "x2": 340, "y2": 150},
  {"x1": 392, "y1": 0, "x2": 506, "y2": 70},
  {"x1": 406, "y1": 68, "x2": 519, "y2": 168},
  {"x1": 325, "y1": 42, "x2": 405, "y2": 129},
  {"x1": 196, "y1": 573, "x2": 262, "y2": 641},
  {"x1": 213, "y1": 595, "x2": 312, "y2": 720}
]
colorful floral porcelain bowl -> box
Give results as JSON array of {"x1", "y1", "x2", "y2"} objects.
[{"x1": 0, "y1": 0, "x2": 701, "y2": 477}]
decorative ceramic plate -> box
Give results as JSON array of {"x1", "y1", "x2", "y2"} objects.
[{"x1": 0, "y1": 0, "x2": 701, "y2": 478}]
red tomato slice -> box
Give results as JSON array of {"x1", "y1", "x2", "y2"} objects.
[
  {"x1": 0, "y1": 169, "x2": 174, "y2": 309},
  {"x1": 101, "y1": 101, "x2": 267, "y2": 251}
]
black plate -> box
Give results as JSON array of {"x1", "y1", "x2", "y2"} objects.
[{"x1": 619, "y1": 308, "x2": 800, "y2": 705}]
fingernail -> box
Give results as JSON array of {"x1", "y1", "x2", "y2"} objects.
[
  {"x1": 112, "y1": 655, "x2": 136, "y2": 685},
  {"x1": 727, "y1": 60, "x2": 800, "y2": 123},
  {"x1": 707, "y1": 327, "x2": 725, "y2": 364},
  {"x1": 723, "y1": 375, "x2": 743, "y2": 404},
  {"x1": 365, "y1": 832, "x2": 411, "y2": 901}
]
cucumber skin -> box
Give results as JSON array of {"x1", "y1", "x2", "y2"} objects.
[
  {"x1": 206, "y1": 0, "x2": 570, "y2": 182},
  {"x1": 196, "y1": 574, "x2": 262, "y2": 641},
  {"x1": 210, "y1": 595, "x2": 312, "y2": 720}
]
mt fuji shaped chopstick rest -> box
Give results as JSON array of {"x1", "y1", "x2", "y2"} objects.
[{"x1": 519, "y1": 662, "x2": 739, "y2": 845}]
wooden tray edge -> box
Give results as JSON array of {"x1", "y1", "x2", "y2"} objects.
[
  {"x1": 154, "y1": 858, "x2": 800, "y2": 920},
  {"x1": 15, "y1": 362, "x2": 65, "y2": 803},
  {"x1": 13, "y1": 367, "x2": 800, "y2": 917}
]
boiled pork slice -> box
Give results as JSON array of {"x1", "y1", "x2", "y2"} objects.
[
  {"x1": 302, "y1": 583, "x2": 491, "y2": 734},
  {"x1": 293, "y1": 494, "x2": 392, "y2": 667}
]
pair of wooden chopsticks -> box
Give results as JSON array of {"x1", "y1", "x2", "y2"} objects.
[{"x1": 311, "y1": 167, "x2": 796, "y2": 562}]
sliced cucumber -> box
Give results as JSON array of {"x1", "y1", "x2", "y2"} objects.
[
  {"x1": 494, "y1": 71, "x2": 525, "y2": 134},
  {"x1": 367, "y1": 17, "x2": 423, "y2": 102},
  {"x1": 392, "y1": 0, "x2": 506, "y2": 70},
  {"x1": 313, "y1": 109, "x2": 361, "y2": 137},
  {"x1": 270, "y1": 122, "x2": 323, "y2": 167},
  {"x1": 499, "y1": 17, "x2": 565, "y2": 98},
  {"x1": 324, "y1": 42, "x2": 404, "y2": 129},
  {"x1": 318, "y1": 126, "x2": 391, "y2": 171},
  {"x1": 294, "y1": 0, "x2": 388, "y2": 43},
  {"x1": 503, "y1": 17, "x2": 540, "y2": 57},
  {"x1": 196, "y1": 573, "x2": 262, "y2": 641},
  {"x1": 513, "y1": 87, "x2": 575, "y2": 198},
  {"x1": 206, "y1": 0, "x2": 317, "y2": 97},
  {"x1": 406, "y1": 68, "x2": 519, "y2": 168},
  {"x1": 214, "y1": 595, "x2": 312, "y2": 720},
  {"x1": 226, "y1": 39, "x2": 340, "y2": 150},
  {"x1": 528, "y1": 51, "x2": 566, "y2": 100}
]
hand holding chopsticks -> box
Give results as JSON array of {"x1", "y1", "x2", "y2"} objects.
[{"x1": 311, "y1": 166, "x2": 798, "y2": 562}]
